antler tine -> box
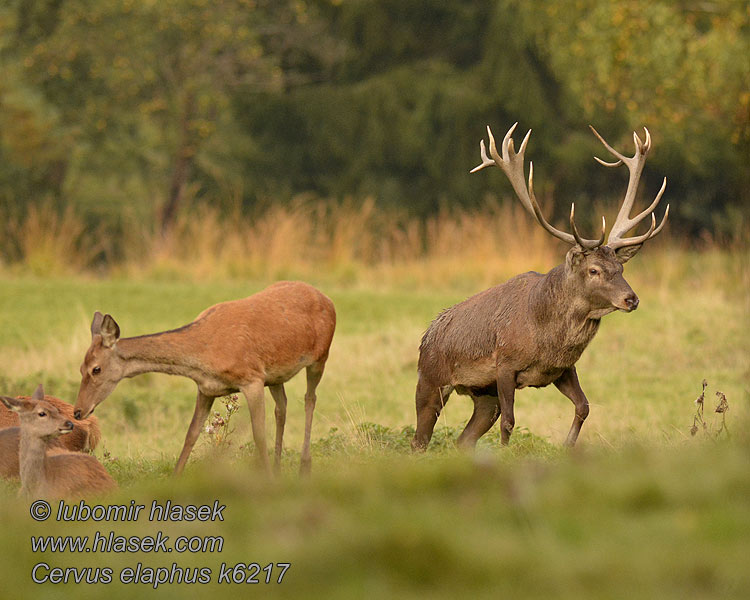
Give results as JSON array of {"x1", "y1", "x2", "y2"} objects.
[
  {"x1": 607, "y1": 203, "x2": 669, "y2": 250},
  {"x1": 594, "y1": 156, "x2": 623, "y2": 168},
  {"x1": 500, "y1": 122, "x2": 519, "y2": 162},
  {"x1": 589, "y1": 125, "x2": 626, "y2": 162},
  {"x1": 470, "y1": 138, "x2": 495, "y2": 173},
  {"x1": 591, "y1": 124, "x2": 666, "y2": 248},
  {"x1": 472, "y1": 123, "x2": 605, "y2": 249},
  {"x1": 527, "y1": 162, "x2": 578, "y2": 244},
  {"x1": 570, "y1": 204, "x2": 606, "y2": 249},
  {"x1": 652, "y1": 203, "x2": 669, "y2": 236},
  {"x1": 627, "y1": 177, "x2": 667, "y2": 230}
]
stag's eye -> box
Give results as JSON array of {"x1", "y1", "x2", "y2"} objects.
[
  {"x1": 92, "y1": 366, "x2": 101, "y2": 375},
  {"x1": 589, "y1": 268, "x2": 599, "y2": 276}
]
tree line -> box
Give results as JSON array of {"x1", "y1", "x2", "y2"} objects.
[{"x1": 0, "y1": 0, "x2": 747, "y2": 242}]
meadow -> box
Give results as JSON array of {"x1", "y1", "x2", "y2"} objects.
[{"x1": 0, "y1": 203, "x2": 747, "y2": 598}]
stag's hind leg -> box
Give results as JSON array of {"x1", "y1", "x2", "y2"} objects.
[
  {"x1": 457, "y1": 394, "x2": 500, "y2": 449},
  {"x1": 412, "y1": 374, "x2": 452, "y2": 451},
  {"x1": 554, "y1": 366, "x2": 589, "y2": 447},
  {"x1": 300, "y1": 360, "x2": 325, "y2": 476},
  {"x1": 269, "y1": 384, "x2": 288, "y2": 473}
]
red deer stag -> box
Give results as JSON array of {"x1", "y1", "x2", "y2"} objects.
[
  {"x1": 412, "y1": 123, "x2": 668, "y2": 450},
  {"x1": 1, "y1": 384, "x2": 116, "y2": 498},
  {"x1": 74, "y1": 281, "x2": 335, "y2": 475}
]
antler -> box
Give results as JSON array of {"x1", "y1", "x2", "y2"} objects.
[
  {"x1": 589, "y1": 125, "x2": 669, "y2": 250},
  {"x1": 471, "y1": 123, "x2": 605, "y2": 249}
]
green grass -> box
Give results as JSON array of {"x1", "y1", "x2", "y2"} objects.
[{"x1": 0, "y1": 247, "x2": 747, "y2": 598}]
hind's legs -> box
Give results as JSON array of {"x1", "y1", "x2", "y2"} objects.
[
  {"x1": 412, "y1": 374, "x2": 452, "y2": 451},
  {"x1": 300, "y1": 361, "x2": 325, "y2": 475},
  {"x1": 174, "y1": 390, "x2": 215, "y2": 475},
  {"x1": 241, "y1": 380, "x2": 271, "y2": 474},
  {"x1": 269, "y1": 384, "x2": 288, "y2": 473}
]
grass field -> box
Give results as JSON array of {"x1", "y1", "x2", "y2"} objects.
[{"x1": 0, "y1": 245, "x2": 747, "y2": 598}]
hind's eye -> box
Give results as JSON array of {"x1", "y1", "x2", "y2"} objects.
[
  {"x1": 92, "y1": 366, "x2": 101, "y2": 375},
  {"x1": 38, "y1": 411, "x2": 46, "y2": 417}
]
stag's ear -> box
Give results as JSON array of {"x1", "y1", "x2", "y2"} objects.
[
  {"x1": 614, "y1": 244, "x2": 643, "y2": 264},
  {"x1": 91, "y1": 312, "x2": 105, "y2": 337},
  {"x1": 100, "y1": 314, "x2": 120, "y2": 348},
  {"x1": 32, "y1": 384, "x2": 44, "y2": 401},
  {"x1": 0, "y1": 395, "x2": 33, "y2": 412},
  {"x1": 565, "y1": 246, "x2": 588, "y2": 270}
]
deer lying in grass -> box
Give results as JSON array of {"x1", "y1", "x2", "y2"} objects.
[
  {"x1": 74, "y1": 281, "x2": 336, "y2": 475},
  {"x1": 413, "y1": 123, "x2": 668, "y2": 450},
  {"x1": 0, "y1": 392, "x2": 100, "y2": 479},
  {"x1": 1, "y1": 393, "x2": 100, "y2": 450},
  {"x1": 1, "y1": 384, "x2": 116, "y2": 498}
]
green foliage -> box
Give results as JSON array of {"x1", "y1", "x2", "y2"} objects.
[{"x1": 0, "y1": 1, "x2": 748, "y2": 246}]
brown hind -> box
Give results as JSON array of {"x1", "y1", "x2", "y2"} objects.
[
  {"x1": 1, "y1": 392, "x2": 101, "y2": 479},
  {"x1": 1, "y1": 393, "x2": 101, "y2": 451},
  {"x1": 1, "y1": 384, "x2": 116, "y2": 498},
  {"x1": 74, "y1": 280, "x2": 336, "y2": 475}
]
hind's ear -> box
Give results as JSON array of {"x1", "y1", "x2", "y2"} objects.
[
  {"x1": 0, "y1": 396, "x2": 32, "y2": 412},
  {"x1": 91, "y1": 311, "x2": 104, "y2": 337},
  {"x1": 100, "y1": 315, "x2": 120, "y2": 348},
  {"x1": 32, "y1": 384, "x2": 44, "y2": 401}
]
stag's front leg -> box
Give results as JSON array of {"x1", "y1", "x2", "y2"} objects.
[
  {"x1": 553, "y1": 366, "x2": 590, "y2": 447},
  {"x1": 497, "y1": 370, "x2": 517, "y2": 445}
]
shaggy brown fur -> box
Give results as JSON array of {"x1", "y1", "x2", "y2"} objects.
[{"x1": 413, "y1": 245, "x2": 638, "y2": 450}]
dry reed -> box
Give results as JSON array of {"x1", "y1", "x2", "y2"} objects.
[{"x1": 0, "y1": 198, "x2": 745, "y2": 291}]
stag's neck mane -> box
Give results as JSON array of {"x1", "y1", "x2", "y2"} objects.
[{"x1": 531, "y1": 263, "x2": 603, "y2": 348}]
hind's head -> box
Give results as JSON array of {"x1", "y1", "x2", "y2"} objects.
[
  {"x1": 0, "y1": 384, "x2": 74, "y2": 440},
  {"x1": 74, "y1": 311, "x2": 124, "y2": 420}
]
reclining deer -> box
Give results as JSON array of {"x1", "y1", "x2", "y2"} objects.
[
  {"x1": 413, "y1": 122, "x2": 668, "y2": 450},
  {"x1": 1, "y1": 384, "x2": 116, "y2": 498},
  {"x1": 73, "y1": 281, "x2": 336, "y2": 475},
  {"x1": 0, "y1": 391, "x2": 100, "y2": 479}
]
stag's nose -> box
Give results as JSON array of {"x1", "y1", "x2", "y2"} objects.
[
  {"x1": 625, "y1": 293, "x2": 639, "y2": 311},
  {"x1": 73, "y1": 409, "x2": 81, "y2": 419},
  {"x1": 64, "y1": 420, "x2": 74, "y2": 429}
]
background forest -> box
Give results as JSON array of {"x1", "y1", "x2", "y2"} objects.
[{"x1": 0, "y1": 0, "x2": 747, "y2": 275}]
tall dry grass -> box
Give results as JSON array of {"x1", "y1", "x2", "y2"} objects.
[
  {"x1": 0, "y1": 198, "x2": 746, "y2": 292},
  {"x1": 0, "y1": 202, "x2": 104, "y2": 275}
]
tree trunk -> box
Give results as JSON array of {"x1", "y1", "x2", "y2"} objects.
[{"x1": 160, "y1": 92, "x2": 196, "y2": 237}]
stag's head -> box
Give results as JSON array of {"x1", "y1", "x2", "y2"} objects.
[
  {"x1": 1, "y1": 384, "x2": 75, "y2": 440},
  {"x1": 74, "y1": 312, "x2": 123, "y2": 419},
  {"x1": 472, "y1": 122, "x2": 669, "y2": 316}
]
